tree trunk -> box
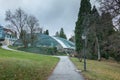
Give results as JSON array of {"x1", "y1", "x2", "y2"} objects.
[{"x1": 96, "y1": 37, "x2": 101, "y2": 61}]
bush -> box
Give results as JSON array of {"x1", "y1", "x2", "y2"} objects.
[
  {"x1": 0, "y1": 43, "x2": 2, "y2": 46},
  {"x1": 113, "y1": 52, "x2": 120, "y2": 61},
  {"x1": 102, "y1": 53, "x2": 109, "y2": 59}
]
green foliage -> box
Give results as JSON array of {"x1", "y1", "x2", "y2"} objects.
[
  {"x1": 54, "y1": 28, "x2": 67, "y2": 39},
  {"x1": 75, "y1": 0, "x2": 119, "y2": 62},
  {"x1": 87, "y1": 6, "x2": 101, "y2": 60},
  {"x1": 46, "y1": 30, "x2": 49, "y2": 35},
  {"x1": 75, "y1": 0, "x2": 91, "y2": 53},
  {"x1": 0, "y1": 48, "x2": 59, "y2": 80},
  {"x1": 101, "y1": 52, "x2": 109, "y2": 60},
  {"x1": 104, "y1": 32, "x2": 120, "y2": 61},
  {"x1": 69, "y1": 35, "x2": 75, "y2": 42},
  {"x1": 97, "y1": 12, "x2": 116, "y2": 60},
  {"x1": 44, "y1": 30, "x2": 49, "y2": 35},
  {"x1": 87, "y1": 6, "x2": 118, "y2": 61},
  {"x1": 59, "y1": 28, "x2": 67, "y2": 39},
  {"x1": 0, "y1": 43, "x2": 2, "y2": 46}
]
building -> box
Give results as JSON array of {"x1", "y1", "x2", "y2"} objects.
[
  {"x1": 0, "y1": 25, "x2": 17, "y2": 45},
  {"x1": 13, "y1": 34, "x2": 75, "y2": 54},
  {"x1": 0, "y1": 26, "x2": 5, "y2": 41}
]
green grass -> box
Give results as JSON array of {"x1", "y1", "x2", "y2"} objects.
[
  {"x1": 71, "y1": 58, "x2": 120, "y2": 80},
  {"x1": 0, "y1": 48, "x2": 59, "y2": 80}
]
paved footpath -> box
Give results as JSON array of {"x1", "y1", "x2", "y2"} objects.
[
  {"x1": 1, "y1": 45, "x2": 16, "y2": 51},
  {"x1": 48, "y1": 56, "x2": 84, "y2": 80}
]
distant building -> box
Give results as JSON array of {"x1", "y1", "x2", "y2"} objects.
[
  {"x1": 0, "y1": 25, "x2": 17, "y2": 45},
  {"x1": 0, "y1": 26, "x2": 5, "y2": 41}
]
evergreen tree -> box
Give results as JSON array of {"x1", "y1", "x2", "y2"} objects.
[
  {"x1": 75, "y1": 0, "x2": 91, "y2": 60},
  {"x1": 44, "y1": 29, "x2": 49, "y2": 35},
  {"x1": 69, "y1": 35, "x2": 75, "y2": 42},
  {"x1": 59, "y1": 28, "x2": 67, "y2": 39},
  {"x1": 46, "y1": 30, "x2": 49, "y2": 35},
  {"x1": 87, "y1": 6, "x2": 101, "y2": 60}
]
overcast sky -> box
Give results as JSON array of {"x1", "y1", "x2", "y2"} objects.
[{"x1": 0, "y1": 0, "x2": 98, "y2": 38}]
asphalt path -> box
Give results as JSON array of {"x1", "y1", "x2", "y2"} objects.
[
  {"x1": 48, "y1": 56, "x2": 84, "y2": 80},
  {"x1": 1, "y1": 45, "x2": 16, "y2": 51}
]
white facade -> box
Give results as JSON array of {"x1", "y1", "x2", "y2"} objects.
[{"x1": 2, "y1": 28, "x2": 17, "y2": 45}]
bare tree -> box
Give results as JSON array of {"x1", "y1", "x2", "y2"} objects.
[
  {"x1": 99, "y1": 0, "x2": 120, "y2": 28},
  {"x1": 5, "y1": 8, "x2": 27, "y2": 38},
  {"x1": 5, "y1": 8, "x2": 40, "y2": 47},
  {"x1": 5, "y1": 8, "x2": 29, "y2": 47},
  {"x1": 27, "y1": 15, "x2": 39, "y2": 46}
]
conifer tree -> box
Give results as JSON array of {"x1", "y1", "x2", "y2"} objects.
[
  {"x1": 75, "y1": 0, "x2": 91, "y2": 61},
  {"x1": 59, "y1": 28, "x2": 67, "y2": 39},
  {"x1": 88, "y1": 6, "x2": 101, "y2": 60},
  {"x1": 46, "y1": 30, "x2": 49, "y2": 35},
  {"x1": 44, "y1": 29, "x2": 49, "y2": 35}
]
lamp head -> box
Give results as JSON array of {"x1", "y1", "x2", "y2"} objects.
[{"x1": 81, "y1": 34, "x2": 86, "y2": 40}]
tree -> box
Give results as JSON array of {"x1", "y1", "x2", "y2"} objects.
[
  {"x1": 27, "y1": 15, "x2": 39, "y2": 46},
  {"x1": 107, "y1": 32, "x2": 120, "y2": 61},
  {"x1": 87, "y1": 6, "x2": 116, "y2": 60},
  {"x1": 44, "y1": 29, "x2": 49, "y2": 35},
  {"x1": 5, "y1": 8, "x2": 28, "y2": 47},
  {"x1": 5, "y1": 8, "x2": 27, "y2": 38},
  {"x1": 69, "y1": 35, "x2": 75, "y2": 42},
  {"x1": 99, "y1": 0, "x2": 120, "y2": 29},
  {"x1": 20, "y1": 30, "x2": 29, "y2": 47},
  {"x1": 99, "y1": 12, "x2": 117, "y2": 60},
  {"x1": 88, "y1": 6, "x2": 101, "y2": 61},
  {"x1": 98, "y1": 0, "x2": 120, "y2": 61},
  {"x1": 5, "y1": 8, "x2": 40, "y2": 48},
  {"x1": 46, "y1": 30, "x2": 49, "y2": 35},
  {"x1": 59, "y1": 28, "x2": 67, "y2": 39},
  {"x1": 75, "y1": 0, "x2": 91, "y2": 61}
]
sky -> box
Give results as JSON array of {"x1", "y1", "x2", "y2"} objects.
[{"x1": 0, "y1": 0, "x2": 98, "y2": 39}]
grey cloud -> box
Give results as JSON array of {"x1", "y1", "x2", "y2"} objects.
[{"x1": 0, "y1": 0, "x2": 97, "y2": 38}]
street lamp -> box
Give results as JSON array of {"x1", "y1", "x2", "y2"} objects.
[{"x1": 81, "y1": 33, "x2": 86, "y2": 71}]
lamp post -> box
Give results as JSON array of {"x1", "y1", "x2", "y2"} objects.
[{"x1": 82, "y1": 33, "x2": 86, "y2": 71}]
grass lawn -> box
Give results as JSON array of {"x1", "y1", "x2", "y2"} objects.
[
  {"x1": 71, "y1": 58, "x2": 120, "y2": 80},
  {"x1": 0, "y1": 48, "x2": 59, "y2": 80}
]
